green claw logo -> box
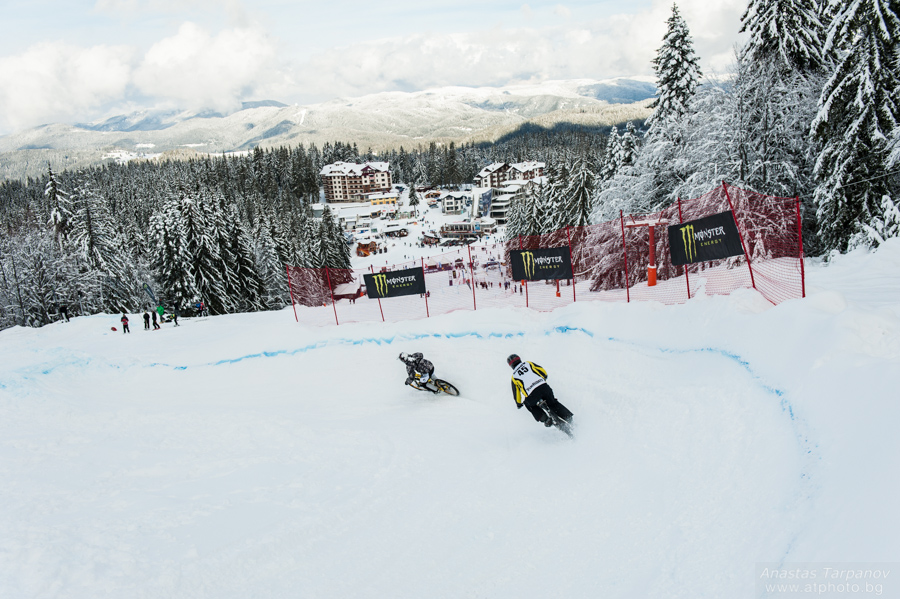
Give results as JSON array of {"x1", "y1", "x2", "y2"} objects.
[
  {"x1": 680, "y1": 224, "x2": 696, "y2": 263},
  {"x1": 521, "y1": 251, "x2": 536, "y2": 279},
  {"x1": 373, "y1": 274, "x2": 388, "y2": 297}
]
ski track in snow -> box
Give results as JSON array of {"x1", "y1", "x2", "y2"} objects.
[{"x1": 3, "y1": 241, "x2": 899, "y2": 598}]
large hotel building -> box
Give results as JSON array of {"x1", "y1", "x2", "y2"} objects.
[{"x1": 320, "y1": 161, "x2": 393, "y2": 203}]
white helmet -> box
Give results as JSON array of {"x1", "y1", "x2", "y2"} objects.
[{"x1": 399, "y1": 352, "x2": 409, "y2": 361}]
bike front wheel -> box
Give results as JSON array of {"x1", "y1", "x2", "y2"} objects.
[{"x1": 433, "y1": 378, "x2": 459, "y2": 396}]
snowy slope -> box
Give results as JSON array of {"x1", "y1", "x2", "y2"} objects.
[{"x1": 0, "y1": 241, "x2": 898, "y2": 598}]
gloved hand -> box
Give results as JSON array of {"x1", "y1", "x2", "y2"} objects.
[
  {"x1": 405, "y1": 377, "x2": 414, "y2": 385},
  {"x1": 516, "y1": 403, "x2": 523, "y2": 409}
]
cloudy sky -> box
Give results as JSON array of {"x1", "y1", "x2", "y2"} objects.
[{"x1": 0, "y1": 0, "x2": 747, "y2": 135}]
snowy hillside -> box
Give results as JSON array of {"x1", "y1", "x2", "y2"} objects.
[
  {"x1": 1, "y1": 239, "x2": 898, "y2": 597},
  {"x1": 0, "y1": 78, "x2": 654, "y2": 181}
]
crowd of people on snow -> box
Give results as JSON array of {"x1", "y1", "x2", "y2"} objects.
[{"x1": 53, "y1": 300, "x2": 210, "y2": 334}]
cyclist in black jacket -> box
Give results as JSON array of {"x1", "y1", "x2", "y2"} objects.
[
  {"x1": 508, "y1": 354, "x2": 573, "y2": 426},
  {"x1": 399, "y1": 352, "x2": 437, "y2": 391}
]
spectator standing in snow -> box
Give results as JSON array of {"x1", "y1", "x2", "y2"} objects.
[
  {"x1": 173, "y1": 305, "x2": 179, "y2": 326},
  {"x1": 143, "y1": 311, "x2": 151, "y2": 330},
  {"x1": 59, "y1": 304, "x2": 69, "y2": 322},
  {"x1": 156, "y1": 304, "x2": 164, "y2": 322},
  {"x1": 152, "y1": 310, "x2": 160, "y2": 330},
  {"x1": 120, "y1": 313, "x2": 130, "y2": 334}
]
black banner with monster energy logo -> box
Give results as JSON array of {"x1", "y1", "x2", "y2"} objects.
[
  {"x1": 363, "y1": 266, "x2": 427, "y2": 299},
  {"x1": 509, "y1": 247, "x2": 573, "y2": 281},
  {"x1": 668, "y1": 210, "x2": 745, "y2": 266}
]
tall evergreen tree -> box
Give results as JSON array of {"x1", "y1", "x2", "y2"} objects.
[
  {"x1": 647, "y1": 4, "x2": 702, "y2": 132},
  {"x1": 812, "y1": 0, "x2": 900, "y2": 251},
  {"x1": 150, "y1": 200, "x2": 198, "y2": 310},
  {"x1": 736, "y1": 0, "x2": 827, "y2": 208},
  {"x1": 560, "y1": 154, "x2": 596, "y2": 228},
  {"x1": 741, "y1": 0, "x2": 827, "y2": 72},
  {"x1": 45, "y1": 164, "x2": 71, "y2": 250},
  {"x1": 69, "y1": 180, "x2": 130, "y2": 311},
  {"x1": 408, "y1": 184, "x2": 420, "y2": 217}
]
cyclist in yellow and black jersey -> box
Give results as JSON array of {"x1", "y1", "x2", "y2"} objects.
[{"x1": 508, "y1": 354, "x2": 574, "y2": 427}]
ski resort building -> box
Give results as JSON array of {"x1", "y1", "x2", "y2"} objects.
[
  {"x1": 473, "y1": 161, "x2": 544, "y2": 188},
  {"x1": 486, "y1": 178, "x2": 544, "y2": 224},
  {"x1": 321, "y1": 161, "x2": 393, "y2": 203}
]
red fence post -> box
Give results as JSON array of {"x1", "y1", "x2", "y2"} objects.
[
  {"x1": 421, "y1": 258, "x2": 430, "y2": 317},
  {"x1": 370, "y1": 265, "x2": 385, "y2": 322},
  {"x1": 518, "y1": 235, "x2": 528, "y2": 308},
  {"x1": 677, "y1": 199, "x2": 691, "y2": 300},
  {"x1": 795, "y1": 196, "x2": 806, "y2": 298},
  {"x1": 566, "y1": 225, "x2": 576, "y2": 302},
  {"x1": 286, "y1": 265, "x2": 299, "y2": 322},
  {"x1": 620, "y1": 210, "x2": 630, "y2": 303},
  {"x1": 324, "y1": 267, "x2": 339, "y2": 326},
  {"x1": 467, "y1": 244, "x2": 477, "y2": 311},
  {"x1": 722, "y1": 181, "x2": 757, "y2": 290}
]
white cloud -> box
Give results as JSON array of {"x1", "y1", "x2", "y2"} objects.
[
  {"x1": 133, "y1": 22, "x2": 280, "y2": 113},
  {"x1": 0, "y1": 0, "x2": 747, "y2": 134},
  {"x1": 283, "y1": 0, "x2": 744, "y2": 101},
  {"x1": 0, "y1": 42, "x2": 133, "y2": 132}
]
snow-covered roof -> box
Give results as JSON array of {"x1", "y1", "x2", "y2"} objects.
[
  {"x1": 509, "y1": 161, "x2": 545, "y2": 172},
  {"x1": 320, "y1": 161, "x2": 391, "y2": 176},
  {"x1": 475, "y1": 162, "x2": 507, "y2": 177}
]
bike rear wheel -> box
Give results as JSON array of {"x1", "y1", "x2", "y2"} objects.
[{"x1": 433, "y1": 378, "x2": 459, "y2": 396}]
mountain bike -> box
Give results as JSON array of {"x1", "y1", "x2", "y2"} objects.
[
  {"x1": 408, "y1": 375, "x2": 459, "y2": 396},
  {"x1": 536, "y1": 399, "x2": 574, "y2": 438}
]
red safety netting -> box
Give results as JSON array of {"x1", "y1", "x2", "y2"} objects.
[{"x1": 287, "y1": 183, "x2": 805, "y2": 326}]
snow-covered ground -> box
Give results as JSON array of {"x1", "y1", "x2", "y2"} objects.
[{"x1": 1, "y1": 235, "x2": 899, "y2": 598}]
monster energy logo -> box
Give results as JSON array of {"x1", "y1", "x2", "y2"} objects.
[
  {"x1": 680, "y1": 224, "x2": 697, "y2": 263},
  {"x1": 373, "y1": 274, "x2": 388, "y2": 297},
  {"x1": 521, "y1": 251, "x2": 536, "y2": 279},
  {"x1": 668, "y1": 210, "x2": 743, "y2": 266},
  {"x1": 364, "y1": 267, "x2": 425, "y2": 299}
]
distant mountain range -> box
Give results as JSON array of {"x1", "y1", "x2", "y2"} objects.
[{"x1": 0, "y1": 77, "x2": 656, "y2": 180}]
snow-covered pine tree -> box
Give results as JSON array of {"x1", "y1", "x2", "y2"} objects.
[
  {"x1": 859, "y1": 195, "x2": 900, "y2": 246},
  {"x1": 178, "y1": 191, "x2": 227, "y2": 314},
  {"x1": 560, "y1": 153, "x2": 596, "y2": 228},
  {"x1": 812, "y1": 0, "x2": 900, "y2": 251},
  {"x1": 408, "y1": 184, "x2": 420, "y2": 217},
  {"x1": 505, "y1": 195, "x2": 527, "y2": 241},
  {"x1": 69, "y1": 180, "x2": 131, "y2": 311},
  {"x1": 627, "y1": 3, "x2": 703, "y2": 213},
  {"x1": 150, "y1": 200, "x2": 198, "y2": 310},
  {"x1": 647, "y1": 3, "x2": 702, "y2": 133},
  {"x1": 527, "y1": 182, "x2": 554, "y2": 236},
  {"x1": 741, "y1": 0, "x2": 827, "y2": 72},
  {"x1": 254, "y1": 213, "x2": 290, "y2": 309},
  {"x1": 216, "y1": 195, "x2": 265, "y2": 312},
  {"x1": 594, "y1": 122, "x2": 644, "y2": 221},
  {"x1": 617, "y1": 122, "x2": 640, "y2": 173},
  {"x1": 598, "y1": 127, "x2": 621, "y2": 182},
  {"x1": 736, "y1": 0, "x2": 828, "y2": 256},
  {"x1": 45, "y1": 164, "x2": 71, "y2": 251},
  {"x1": 319, "y1": 206, "x2": 352, "y2": 270}
]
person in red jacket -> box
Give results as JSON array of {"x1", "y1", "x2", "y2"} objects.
[
  {"x1": 120, "y1": 313, "x2": 130, "y2": 334},
  {"x1": 508, "y1": 354, "x2": 573, "y2": 427}
]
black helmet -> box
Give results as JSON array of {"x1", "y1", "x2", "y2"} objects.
[{"x1": 507, "y1": 354, "x2": 521, "y2": 368}]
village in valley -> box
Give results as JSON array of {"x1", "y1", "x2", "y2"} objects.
[{"x1": 316, "y1": 159, "x2": 545, "y2": 277}]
